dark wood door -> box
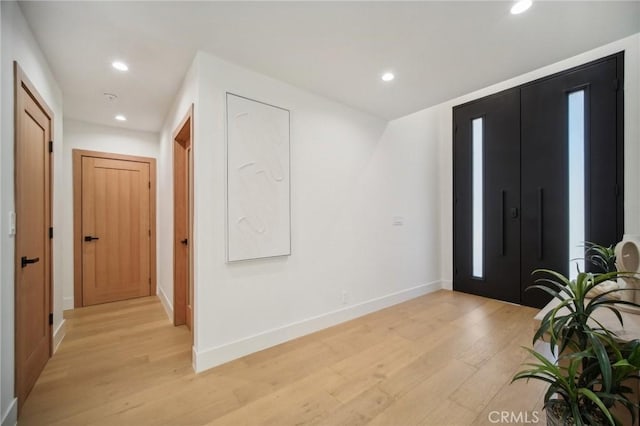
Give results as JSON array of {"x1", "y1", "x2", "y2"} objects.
[{"x1": 453, "y1": 88, "x2": 521, "y2": 304}]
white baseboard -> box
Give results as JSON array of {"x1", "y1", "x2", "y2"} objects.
[
  {"x1": 441, "y1": 280, "x2": 453, "y2": 291},
  {"x1": 63, "y1": 296, "x2": 74, "y2": 311},
  {"x1": 193, "y1": 281, "x2": 442, "y2": 373},
  {"x1": 158, "y1": 287, "x2": 173, "y2": 322},
  {"x1": 1, "y1": 398, "x2": 17, "y2": 426},
  {"x1": 53, "y1": 319, "x2": 66, "y2": 354}
]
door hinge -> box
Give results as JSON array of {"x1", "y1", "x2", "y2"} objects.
[
  {"x1": 49, "y1": 227, "x2": 53, "y2": 239},
  {"x1": 613, "y1": 79, "x2": 620, "y2": 92},
  {"x1": 49, "y1": 313, "x2": 53, "y2": 325},
  {"x1": 48, "y1": 141, "x2": 53, "y2": 153},
  {"x1": 148, "y1": 181, "x2": 151, "y2": 189},
  {"x1": 148, "y1": 229, "x2": 151, "y2": 237}
]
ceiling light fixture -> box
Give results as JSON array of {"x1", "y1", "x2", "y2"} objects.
[
  {"x1": 112, "y1": 61, "x2": 129, "y2": 72},
  {"x1": 115, "y1": 114, "x2": 127, "y2": 122},
  {"x1": 381, "y1": 72, "x2": 395, "y2": 82},
  {"x1": 510, "y1": 0, "x2": 532, "y2": 15}
]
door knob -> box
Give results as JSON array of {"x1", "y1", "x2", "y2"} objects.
[
  {"x1": 21, "y1": 256, "x2": 40, "y2": 268},
  {"x1": 84, "y1": 236, "x2": 100, "y2": 242},
  {"x1": 181, "y1": 238, "x2": 188, "y2": 246}
]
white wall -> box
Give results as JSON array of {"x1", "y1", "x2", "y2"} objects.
[
  {"x1": 156, "y1": 57, "x2": 199, "y2": 325},
  {"x1": 434, "y1": 33, "x2": 640, "y2": 288},
  {"x1": 161, "y1": 52, "x2": 443, "y2": 372},
  {"x1": 61, "y1": 119, "x2": 159, "y2": 310},
  {"x1": 171, "y1": 34, "x2": 639, "y2": 372},
  {"x1": 0, "y1": 2, "x2": 63, "y2": 424}
]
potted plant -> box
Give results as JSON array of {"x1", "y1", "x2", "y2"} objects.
[
  {"x1": 512, "y1": 269, "x2": 640, "y2": 425},
  {"x1": 582, "y1": 241, "x2": 617, "y2": 274}
]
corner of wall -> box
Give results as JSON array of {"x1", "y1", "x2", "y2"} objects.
[
  {"x1": 53, "y1": 319, "x2": 66, "y2": 354},
  {"x1": 158, "y1": 286, "x2": 173, "y2": 322},
  {"x1": 0, "y1": 398, "x2": 16, "y2": 426}
]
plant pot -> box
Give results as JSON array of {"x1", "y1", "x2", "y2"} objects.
[{"x1": 546, "y1": 402, "x2": 611, "y2": 426}]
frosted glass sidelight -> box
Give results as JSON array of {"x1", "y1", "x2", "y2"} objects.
[
  {"x1": 568, "y1": 90, "x2": 585, "y2": 279},
  {"x1": 472, "y1": 118, "x2": 484, "y2": 279}
]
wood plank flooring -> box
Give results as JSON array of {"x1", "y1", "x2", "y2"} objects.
[{"x1": 19, "y1": 290, "x2": 546, "y2": 425}]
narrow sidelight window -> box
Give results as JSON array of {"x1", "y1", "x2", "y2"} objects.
[
  {"x1": 472, "y1": 118, "x2": 484, "y2": 278},
  {"x1": 568, "y1": 90, "x2": 585, "y2": 279}
]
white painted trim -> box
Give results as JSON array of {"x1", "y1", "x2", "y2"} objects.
[
  {"x1": 1, "y1": 398, "x2": 17, "y2": 426},
  {"x1": 441, "y1": 280, "x2": 453, "y2": 291},
  {"x1": 63, "y1": 296, "x2": 74, "y2": 311},
  {"x1": 193, "y1": 281, "x2": 442, "y2": 373},
  {"x1": 53, "y1": 319, "x2": 66, "y2": 354},
  {"x1": 158, "y1": 287, "x2": 173, "y2": 322}
]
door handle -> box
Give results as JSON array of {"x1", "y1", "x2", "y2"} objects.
[
  {"x1": 538, "y1": 187, "x2": 544, "y2": 260},
  {"x1": 500, "y1": 190, "x2": 505, "y2": 256},
  {"x1": 21, "y1": 256, "x2": 40, "y2": 268},
  {"x1": 510, "y1": 207, "x2": 519, "y2": 219},
  {"x1": 84, "y1": 236, "x2": 100, "y2": 242},
  {"x1": 181, "y1": 238, "x2": 188, "y2": 246}
]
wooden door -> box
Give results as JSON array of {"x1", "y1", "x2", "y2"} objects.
[
  {"x1": 14, "y1": 63, "x2": 53, "y2": 411},
  {"x1": 81, "y1": 157, "x2": 152, "y2": 305},
  {"x1": 173, "y1": 108, "x2": 193, "y2": 329}
]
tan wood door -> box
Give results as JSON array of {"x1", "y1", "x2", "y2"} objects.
[
  {"x1": 81, "y1": 157, "x2": 151, "y2": 305},
  {"x1": 14, "y1": 63, "x2": 53, "y2": 411},
  {"x1": 173, "y1": 109, "x2": 193, "y2": 330}
]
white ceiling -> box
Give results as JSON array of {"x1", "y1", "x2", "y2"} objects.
[{"x1": 19, "y1": 1, "x2": 640, "y2": 133}]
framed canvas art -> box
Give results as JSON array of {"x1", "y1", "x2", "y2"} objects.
[{"x1": 226, "y1": 93, "x2": 291, "y2": 262}]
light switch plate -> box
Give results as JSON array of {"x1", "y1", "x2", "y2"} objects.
[
  {"x1": 392, "y1": 216, "x2": 404, "y2": 226},
  {"x1": 9, "y1": 211, "x2": 16, "y2": 236}
]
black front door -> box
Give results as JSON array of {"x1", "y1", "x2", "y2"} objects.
[
  {"x1": 521, "y1": 55, "x2": 623, "y2": 307},
  {"x1": 453, "y1": 53, "x2": 623, "y2": 308},
  {"x1": 453, "y1": 88, "x2": 521, "y2": 304}
]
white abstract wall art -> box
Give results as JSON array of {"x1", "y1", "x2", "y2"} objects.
[{"x1": 226, "y1": 93, "x2": 291, "y2": 262}]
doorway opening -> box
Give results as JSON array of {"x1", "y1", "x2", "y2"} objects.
[{"x1": 173, "y1": 105, "x2": 194, "y2": 331}]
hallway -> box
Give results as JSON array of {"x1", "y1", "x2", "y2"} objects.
[{"x1": 19, "y1": 290, "x2": 545, "y2": 425}]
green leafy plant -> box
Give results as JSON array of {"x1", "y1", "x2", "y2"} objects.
[
  {"x1": 583, "y1": 241, "x2": 617, "y2": 274},
  {"x1": 512, "y1": 269, "x2": 640, "y2": 425}
]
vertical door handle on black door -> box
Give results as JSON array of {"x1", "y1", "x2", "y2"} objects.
[
  {"x1": 538, "y1": 187, "x2": 544, "y2": 260},
  {"x1": 501, "y1": 190, "x2": 506, "y2": 256}
]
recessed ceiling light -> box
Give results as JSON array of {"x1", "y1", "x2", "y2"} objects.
[
  {"x1": 511, "y1": 0, "x2": 532, "y2": 15},
  {"x1": 381, "y1": 72, "x2": 395, "y2": 82},
  {"x1": 112, "y1": 61, "x2": 129, "y2": 72},
  {"x1": 115, "y1": 114, "x2": 127, "y2": 122}
]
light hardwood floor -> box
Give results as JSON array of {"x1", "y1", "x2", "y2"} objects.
[{"x1": 20, "y1": 290, "x2": 546, "y2": 425}]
